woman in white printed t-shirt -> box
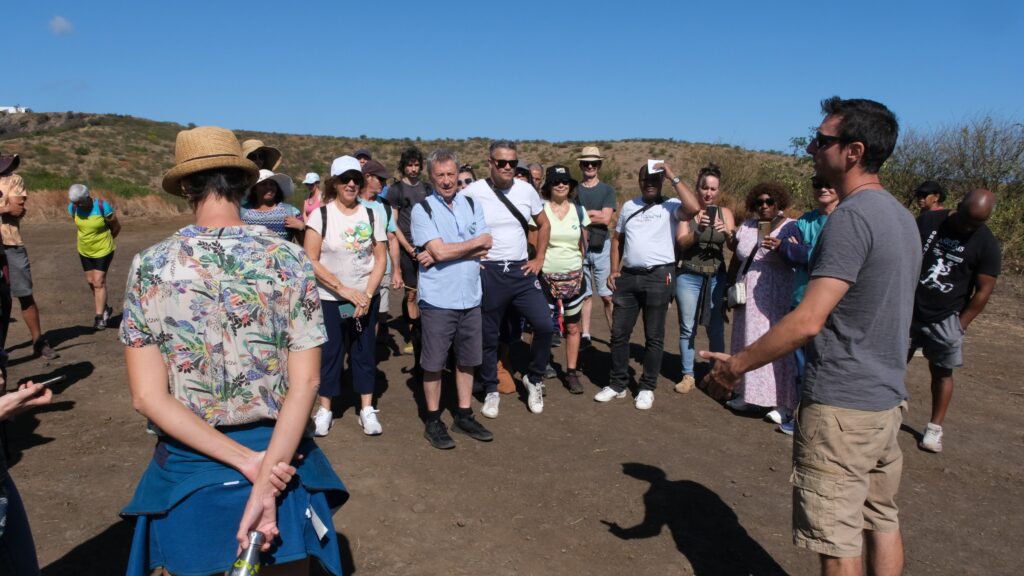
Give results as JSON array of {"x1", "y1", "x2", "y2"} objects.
[{"x1": 304, "y1": 156, "x2": 387, "y2": 437}]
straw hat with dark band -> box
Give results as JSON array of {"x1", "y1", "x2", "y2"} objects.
[
  {"x1": 241, "y1": 139, "x2": 282, "y2": 171},
  {"x1": 162, "y1": 127, "x2": 260, "y2": 196}
]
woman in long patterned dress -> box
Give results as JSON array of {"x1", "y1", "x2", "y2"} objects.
[{"x1": 726, "y1": 182, "x2": 798, "y2": 425}]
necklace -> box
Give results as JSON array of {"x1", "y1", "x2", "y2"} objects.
[{"x1": 846, "y1": 181, "x2": 882, "y2": 196}]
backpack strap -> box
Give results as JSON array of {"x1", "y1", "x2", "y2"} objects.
[
  {"x1": 418, "y1": 197, "x2": 433, "y2": 219},
  {"x1": 365, "y1": 204, "x2": 375, "y2": 238},
  {"x1": 319, "y1": 205, "x2": 328, "y2": 238},
  {"x1": 574, "y1": 200, "x2": 587, "y2": 259}
]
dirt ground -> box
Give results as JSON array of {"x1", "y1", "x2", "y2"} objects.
[{"x1": 5, "y1": 216, "x2": 1023, "y2": 575}]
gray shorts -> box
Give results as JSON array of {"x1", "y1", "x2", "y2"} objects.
[
  {"x1": 910, "y1": 313, "x2": 964, "y2": 369},
  {"x1": 378, "y1": 273, "x2": 391, "y2": 314},
  {"x1": 582, "y1": 240, "x2": 613, "y2": 298},
  {"x1": 420, "y1": 306, "x2": 482, "y2": 373},
  {"x1": 3, "y1": 246, "x2": 33, "y2": 298}
]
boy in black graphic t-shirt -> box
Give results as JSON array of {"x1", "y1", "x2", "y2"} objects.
[{"x1": 909, "y1": 188, "x2": 1001, "y2": 453}]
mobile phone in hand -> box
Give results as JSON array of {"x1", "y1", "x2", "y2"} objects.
[
  {"x1": 705, "y1": 205, "x2": 719, "y2": 228},
  {"x1": 757, "y1": 220, "x2": 771, "y2": 243}
]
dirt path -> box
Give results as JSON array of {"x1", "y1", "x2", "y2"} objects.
[{"x1": 5, "y1": 217, "x2": 1022, "y2": 575}]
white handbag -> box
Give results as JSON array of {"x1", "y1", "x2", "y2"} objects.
[{"x1": 726, "y1": 242, "x2": 758, "y2": 309}]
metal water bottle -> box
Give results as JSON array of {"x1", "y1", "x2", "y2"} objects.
[{"x1": 229, "y1": 531, "x2": 264, "y2": 576}]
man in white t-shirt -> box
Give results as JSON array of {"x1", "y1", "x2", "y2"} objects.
[
  {"x1": 594, "y1": 162, "x2": 699, "y2": 410},
  {"x1": 463, "y1": 140, "x2": 553, "y2": 418}
]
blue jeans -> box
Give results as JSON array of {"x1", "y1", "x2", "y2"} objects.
[{"x1": 676, "y1": 271, "x2": 725, "y2": 376}]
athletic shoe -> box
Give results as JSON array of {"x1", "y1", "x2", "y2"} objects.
[
  {"x1": 313, "y1": 407, "x2": 333, "y2": 437},
  {"x1": 778, "y1": 420, "x2": 795, "y2": 436},
  {"x1": 550, "y1": 331, "x2": 562, "y2": 348},
  {"x1": 580, "y1": 335, "x2": 592, "y2": 351},
  {"x1": 674, "y1": 374, "x2": 695, "y2": 394},
  {"x1": 544, "y1": 362, "x2": 558, "y2": 379},
  {"x1": 594, "y1": 386, "x2": 627, "y2": 402},
  {"x1": 452, "y1": 414, "x2": 494, "y2": 442},
  {"x1": 481, "y1": 392, "x2": 500, "y2": 419},
  {"x1": 358, "y1": 407, "x2": 383, "y2": 436},
  {"x1": 32, "y1": 339, "x2": 59, "y2": 360},
  {"x1": 102, "y1": 305, "x2": 113, "y2": 323},
  {"x1": 565, "y1": 372, "x2": 584, "y2": 395},
  {"x1": 523, "y1": 375, "x2": 544, "y2": 414},
  {"x1": 765, "y1": 407, "x2": 791, "y2": 425},
  {"x1": 635, "y1": 390, "x2": 654, "y2": 410},
  {"x1": 919, "y1": 423, "x2": 943, "y2": 453},
  {"x1": 424, "y1": 420, "x2": 455, "y2": 450},
  {"x1": 94, "y1": 314, "x2": 107, "y2": 330}
]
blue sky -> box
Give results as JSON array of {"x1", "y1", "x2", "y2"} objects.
[{"x1": 4, "y1": 1, "x2": 1021, "y2": 152}]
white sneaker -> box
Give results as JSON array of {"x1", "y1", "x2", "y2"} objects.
[
  {"x1": 523, "y1": 375, "x2": 544, "y2": 414},
  {"x1": 765, "y1": 407, "x2": 791, "y2": 425},
  {"x1": 634, "y1": 390, "x2": 654, "y2": 410},
  {"x1": 313, "y1": 407, "x2": 333, "y2": 437},
  {"x1": 358, "y1": 406, "x2": 383, "y2": 436},
  {"x1": 919, "y1": 422, "x2": 943, "y2": 453},
  {"x1": 481, "y1": 392, "x2": 500, "y2": 419},
  {"x1": 594, "y1": 386, "x2": 627, "y2": 403}
]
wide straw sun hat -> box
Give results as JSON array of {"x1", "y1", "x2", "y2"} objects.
[
  {"x1": 576, "y1": 146, "x2": 605, "y2": 162},
  {"x1": 161, "y1": 126, "x2": 259, "y2": 196},
  {"x1": 241, "y1": 139, "x2": 283, "y2": 171}
]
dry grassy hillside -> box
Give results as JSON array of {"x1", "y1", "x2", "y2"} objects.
[{"x1": 0, "y1": 112, "x2": 811, "y2": 220}]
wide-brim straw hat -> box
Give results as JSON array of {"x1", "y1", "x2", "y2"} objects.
[
  {"x1": 162, "y1": 126, "x2": 259, "y2": 196},
  {"x1": 0, "y1": 154, "x2": 20, "y2": 175},
  {"x1": 241, "y1": 139, "x2": 282, "y2": 171},
  {"x1": 576, "y1": 146, "x2": 605, "y2": 161},
  {"x1": 250, "y1": 169, "x2": 295, "y2": 198}
]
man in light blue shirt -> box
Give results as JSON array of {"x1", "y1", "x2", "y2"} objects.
[{"x1": 411, "y1": 148, "x2": 494, "y2": 449}]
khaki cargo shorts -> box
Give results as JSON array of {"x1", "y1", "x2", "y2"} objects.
[{"x1": 791, "y1": 402, "x2": 904, "y2": 557}]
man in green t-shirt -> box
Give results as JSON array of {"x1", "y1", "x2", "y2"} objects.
[{"x1": 574, "y1": 146, "x2": 617, "y2": 349}]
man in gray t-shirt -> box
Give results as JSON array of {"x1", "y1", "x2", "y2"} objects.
[{"x1": 702, "y1": 97, "x2": 915, "y2": 574}]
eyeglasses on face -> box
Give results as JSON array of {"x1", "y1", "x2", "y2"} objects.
[
  {"x1": 490, "y1": 158, "x2": 519, "y2": 169},
  {"x1": 812, "y1": 131, "x2": 846, "y2": 149},
  {"x1": 754, "y1": 197, "x2": 776, "y2": 207},
  {"x1": 580, "y1": 161, "x2": 601, "y2": 169}
]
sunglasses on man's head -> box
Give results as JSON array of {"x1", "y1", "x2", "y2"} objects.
[
  {"x1": 580, "y1": 161, "x2": 601, "y2": 169},
  {"x1": 490, "y1": 158, "x2": 519, "y2": 169},
  {"x1": 458, "y1": 178, "x2": 474, "y2": 186},
  {"x1": 754, "y1": 197, "x2": 776, "y2": 207}
]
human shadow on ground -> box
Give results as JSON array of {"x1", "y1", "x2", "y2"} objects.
[
  {"x1": 601, "y1": 463, "x2": 788, "y2": 576},
  {"x1": 5, "y1": 324, "x2": 100, "y2": 368},
  {"x1": 13, "y1": 361, "x2": 95, "y2": 394},
  {"x1": 39, "y1": 519, "x2": 356, "y2": 576},
  {"x1": 4, "y1": 400, "x2": 75, "y2": 467},
  {"x1": 899, "y1": 423, "x2": 923, "y2": 443}
]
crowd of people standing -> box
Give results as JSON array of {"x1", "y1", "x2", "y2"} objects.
[{"x1": 0, "y1": 93, "x2": 1005, "y2": 575}]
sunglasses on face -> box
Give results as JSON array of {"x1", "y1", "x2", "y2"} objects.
[
  {"x1": 580, "y1": 161, "x2": 601, "y2": 169},
  {"x1": 338, "y1": 174, "x2": 363, "y2": 186},
  {"x1": 754, "y1": 197, "x2": 776, "y2": 207},
  {"x1": 490, "y1": 158, "x2": 519, "y2": 169},
  {"x1": 811, "y1": 177, "x2": 828, "y2": 189},
  {"x1": 812, "y1": 131, "x2": 846, "y2": 149},
  {"x1": 458, "y1": 178, "x2": 474, "y2": 186},
  {"x1": 550, "y1": 180, "x2": 570, "y2": 187}
]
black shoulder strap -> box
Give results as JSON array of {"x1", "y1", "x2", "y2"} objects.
[
  {"x1": 418, "y1": 198, "x2": 433, "y2": 219},
  {"x1": 620, "y1": 200, "x2": 663, "y2": 253},
  {"x1": 319, "y1": 205, "x2": 328, "y2": 238},
  {"x1": 486, "y1": 178, "x2": 530, "y2": 239},
  {"x1": 466, "y1": 196, "x2": 475, "y2": 212},
  {"x1": 365, "y1": 204, "x2": 375, "y2": 237},
  {"x1": 573, "y1": 200, "x2": 587, "y2": 258},
  {"x1": 379, "y1": 197, "x2": 393, "y2": 228}
]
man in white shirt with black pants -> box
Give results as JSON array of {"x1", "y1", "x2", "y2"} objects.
[
  {"x1": 595, "y1": 162, "x2": 699, "y2": 409},
  {"x1": 463, "y1": 140, "x2": 553, "y2": 418}
]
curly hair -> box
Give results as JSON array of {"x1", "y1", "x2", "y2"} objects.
[{"x1": 745, "y1": 181, "x2": 790, "y2": 213}]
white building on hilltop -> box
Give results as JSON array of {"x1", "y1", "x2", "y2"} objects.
[{"x1": 0, "y1": 106, "x2": 28, "y2": 114}]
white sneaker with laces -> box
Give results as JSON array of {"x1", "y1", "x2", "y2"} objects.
[
  {"x1": 919, "y1": 422, "x2": 943, "y2": 453},
  {"x1": 313, "y1": 407, "x2": 333, "y2": 437},
  {"x1": 635, "y1": 390, "x2": 654, "y2": 410},
  {"x1": 523, "y1": 375, "x2": 544, "y2": 414},
  {"x1": 358, "y1": 406, "x2": 383, "y2": 436},
  {"x1": 481, "y1": 392, "x2": 500, "y2": 419},
  {"x1": 765, "y1": 407, "x2": 791, "y2": 425},
  {"x1": 594, "y1": 386, "x2": 628, "y2": 403}
]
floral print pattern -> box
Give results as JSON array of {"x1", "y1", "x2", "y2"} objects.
[{"x1": 120, "y1": 225, "x2": 327, "y2": 427}]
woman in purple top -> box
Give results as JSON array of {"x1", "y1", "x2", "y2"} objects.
[{"x1": 726, "y1": 182, "x2": 797, "y2": 425}]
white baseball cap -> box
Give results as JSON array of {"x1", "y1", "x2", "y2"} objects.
[
  {"x1": 330, "y1": 155, "x2": 362, "y2": 177},
  {"x1": 302, "y1": 172, "x2": 320, "y2": 185}
]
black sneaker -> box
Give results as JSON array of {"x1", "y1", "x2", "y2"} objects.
[
  {"x1": 565, "y1": 372, "x2": 584, "y2": 395},
  {"x1": 580, "y1": 335, "x2": 592, "y2": 351},
  {"x1": 102, "y1": 305, "x2": 113, "y2": 324},
  {"x1": 33, "y1": 339, "x2": 59, "y2": 360},
  {"x1": 424, "y1": 420, "x2": 455, "y2": 450},
  {"x1": 94, "y1": 315, "x2": 107, "y2": 330},
  {"x1": 452, "y1": 414, "x2": 494, "y2": 442}
]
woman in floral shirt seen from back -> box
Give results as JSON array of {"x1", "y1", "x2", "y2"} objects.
[{"x1": 118, "y1": 126, "x2": 347, "y2": 576}]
